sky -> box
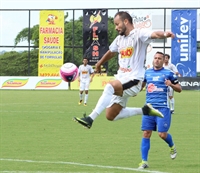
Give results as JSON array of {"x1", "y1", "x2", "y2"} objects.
[
  {"x1": 0, "y1": 0, "x2": 199, "y2": 9},
  {"x1": 0, "y1": 0, "x2": 199, "y2": 51}
]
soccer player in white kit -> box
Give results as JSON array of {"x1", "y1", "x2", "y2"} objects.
[
  {"x1": 74, "y1": 11, "x2": 175, "y2": 129},
  {"x1": 164, "y1": 54, "x2": 181, "y2": 114},
  {"x1": 78, "y1": 57, "x2": 94, "y2": 106}
]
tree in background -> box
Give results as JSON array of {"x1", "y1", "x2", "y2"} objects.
[{"x1": 0, "y1": 13, "x2": 118, "y2": 76}]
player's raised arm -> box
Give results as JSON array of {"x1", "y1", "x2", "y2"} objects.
[
  {"x1": 151, "y1": 31, "x2": 175, "y2": 39},
  {"x1": 95, "y1": 50, "x2": 116, "y2": 73}
]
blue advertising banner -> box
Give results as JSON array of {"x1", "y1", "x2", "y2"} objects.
[{"x1": 171, "y1": 10, "x2": 197, "y2": 77}]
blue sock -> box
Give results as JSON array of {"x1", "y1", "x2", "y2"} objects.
[
  {"x1": 164, "y1": 133, "x2": 174, "y2": 147},
  {"x1": 141, "y1": 138, "x2": 150, "y2": 161}
]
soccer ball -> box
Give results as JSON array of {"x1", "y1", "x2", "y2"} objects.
[{"x1": 60, "y1": 62, "x2": 79, "y2": 82}]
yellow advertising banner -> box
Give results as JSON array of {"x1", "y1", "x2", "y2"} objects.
[
  {"x1": 70, "y1": 76, "x2": 115, "y2": 90},
  {"x1": 38, "y1": 11, "x2": 64, "y2": 77}
]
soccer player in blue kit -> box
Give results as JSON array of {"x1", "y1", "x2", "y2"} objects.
[{"x1": 138, "y1": 51, "x2": 182, "y2": 169}]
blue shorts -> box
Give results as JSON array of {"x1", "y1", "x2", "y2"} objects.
[{"x1": 141, "y1": 107, "x2": 171, "y2": 132}]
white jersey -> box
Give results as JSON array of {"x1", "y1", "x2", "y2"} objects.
[
  {"x1": 78, "y1": 64, "x2": 94, "y2": 82},
  {"x1": 164, "y1": 63, "x2": 178, "y2": 74},
  {"x1": 109, "y1": 28, "x2": 154, "y2": 81}
]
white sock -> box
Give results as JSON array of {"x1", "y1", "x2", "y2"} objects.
[
  {"x1": 84, "y1": 94, "x2": 88, "y2": 104},
  {"x1": 79, "y1": 93, "x2": 83, "y2": 101},
  {"x1": 114, "y1": 107, "x2": 142, "y2": 121},
  {"x1": 89, "y1": 84, "x2": 114, "y2": 120},
  {"x1": 170, "y1": 98, "x2": 175, "y2": 110}
]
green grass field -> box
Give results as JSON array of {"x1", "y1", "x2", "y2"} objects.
[{"x1": 0, "y1": 89, "x2": 199, "y2": 173}]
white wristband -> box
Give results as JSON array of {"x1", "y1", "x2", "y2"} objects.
[{"x1": 164, "y1": 32, "x2": 167, "y2": 37}]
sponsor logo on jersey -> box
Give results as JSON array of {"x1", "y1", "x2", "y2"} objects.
[
  {"x1": 119, "y1": 66, "x2": 132, "y2": 73},
  {"x1": 82, "y1": 71, "x2": 88, "y2": 74},
  {"x1": 120, "y1": 47, "x2": 133, "y2": 58},
  {"x1": 152, "y1": 76, "x2": 160, "y2": 81},
  {"x1": 147, "y1": 83, "x2": 164, "y2": 92}
]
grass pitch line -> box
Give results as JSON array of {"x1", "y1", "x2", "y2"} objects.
[{"x1": 0, "y1": 158, "x2": 169, "y2": 173}]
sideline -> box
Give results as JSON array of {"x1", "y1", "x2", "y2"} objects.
[{"x1": 0, "y1": 158, "x2": 170, "y2": 173}]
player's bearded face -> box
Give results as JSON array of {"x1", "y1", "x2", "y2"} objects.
[
  {"x1": 115, "y1": 22, "x2": 126, "y2": 36},
  {"x1": 118, "y1": 23, "x2": 126, "y2": 35},
  {"x1": 114, "y1": 16, "x2": 126, "y2": 36}
]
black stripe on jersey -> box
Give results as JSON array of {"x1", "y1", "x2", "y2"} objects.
[{"x1": 122, "y1": 79, "x2": 140, "y2": 90}]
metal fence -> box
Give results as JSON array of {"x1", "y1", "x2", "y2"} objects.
[{"x1": 0, "y1": 8, "x2": 200, "y2": 76}]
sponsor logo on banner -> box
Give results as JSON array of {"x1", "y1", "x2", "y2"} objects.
[
  {"x1": 70, "y1": 76, "x2": 115, "y2": 90},
  {"x1": 35, "y1": 79, "x2": 62, "y2": 88},
  {"x1": 178, "y1": 77, "x2": 200, "y2": 90},
  {"x1": 46, "y1": 14, "x2": 58, "y2": 25},
  {"x1": 132, "y1": 14, "x2": 151, "y2": 29},
  {"x1": 38, "y1": 11, "x2": 64, "y2": 77},
  {"x1": 2, "y1": 79, "x2": 29, "y2": 88},
  {"x1": 83, "y1": 9, "x2": 109, "y2": 75},
  {"x1": 129, "y1": 11, "x2": 153, "y2": 69},
  {"x1": 89, "y1": 10, "x2": 102, "y2": 28},
  {"x1": 171, "y1": 10, "x2": 197, "y2": 77}
]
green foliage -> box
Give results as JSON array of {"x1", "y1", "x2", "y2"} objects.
[
  {"x1": 0, "y1": 50, "x2": 39, "y2": 76},
  {"x1": 14, "y1": 25, "x2": 39, "y2": 47},
  {"x1": 1, "y1": 14, "x2": 118, "y2": 76},
  {"x1": 63, "y1": 16, "x2": 84, "y2": 66}
]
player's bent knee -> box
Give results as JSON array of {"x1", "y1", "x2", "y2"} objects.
[
  {"x1": 143, "y1": 130, "x2": 152, "y2": 138},
  {"x1": 106, "y1": 114, "x2": 115, "y2": 121},
  {"x1": 106, "y1": 111, "x2": 118, "y2": 121},
  {"x1": 105, "y1": 103, "x2": 122, "y2": 121},
  {"x1": 158, "y1": 132, "x2": 167, "y2": 139}
]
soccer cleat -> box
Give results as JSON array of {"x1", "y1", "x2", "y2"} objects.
[
  {"x1": 84, "y1": 103, "x2": 87, "y2": 106},
  {"x1": 73, "y1": 113, "x2": 93, "y2": 129},
  {"x1": 78, "y1": 100, "x2": 82, "y2": 105},
  {"x1": 171, "y1": 110, "x2": 175, "y2": 114},
  {"x1": 170, "y1": 145, "x2": 177, "y2": 159},
  {"x1": 142, "y1": 103, "x2": 164, "y2": 118},
  {"x1": 138, "y1": 161, "x2": 149, "y2": 169}
]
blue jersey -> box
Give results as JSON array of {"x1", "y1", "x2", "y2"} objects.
[{"x1": 144, "y1": 67, "x2": 178, "y2": 108}]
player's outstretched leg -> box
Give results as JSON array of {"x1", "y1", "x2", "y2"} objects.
[
  {"x1": 73, "y1": 113, "x2": 93, "y2": 129},
  {"x1": 142, "y1": 104, "x2": 164, "y2": 118}
]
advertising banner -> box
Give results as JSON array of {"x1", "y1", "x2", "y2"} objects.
[
  {"x1": 83, "y1": 9, "x2": 109, "y2": 74},
  {"x1": 38, "y1": 10, "x2": 64, "y2": 77},
  {"x1": 171, "y1": 9, "x2": 197, "y2": 77},
  {"x1": 70, "y1": 76, "x2": 115, "y2": 90},
  {"x1": 129, "y1": 10, "x2": 153, "y2": 69},
  {"x1": 0, "y1": 77, "x2": 68, "y2": 90},
  {"x1": 178, "y1": 77, "x2": 200, "y2": 90}
]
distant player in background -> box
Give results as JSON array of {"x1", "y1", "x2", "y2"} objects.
[
  {"x1": 78, "y1": 57, "x2": 94, "y2": 106},
  {"x1": 164, "y1": 54, "x2": 181, "y2": 114},
  {"x1": 138, "y1": 52, "x2": 182, "y2": 169}
]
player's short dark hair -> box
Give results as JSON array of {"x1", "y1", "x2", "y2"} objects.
[
  {"x1": 114, "y1": 11, "x2": 133, "y2": 24},
  {"x1": 83, "y1": 57, "x2": 88, "y2": 61},
  {"x1": 165, "y1": 54, "x2": 170, "y2": 59},
  {"x1": 156, "y1": 51, "x2": 165, "y2": 56}
]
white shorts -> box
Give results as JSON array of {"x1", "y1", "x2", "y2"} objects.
[
  {"x1": 168, "y1": 86, "x2": 174, "y2": 97},
  {"x1": 80, "y1": 80, "x2": 90, "y2": 91},
  {"x1": 107, "y1": 77, "x2": 142, "y2": 108}
]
